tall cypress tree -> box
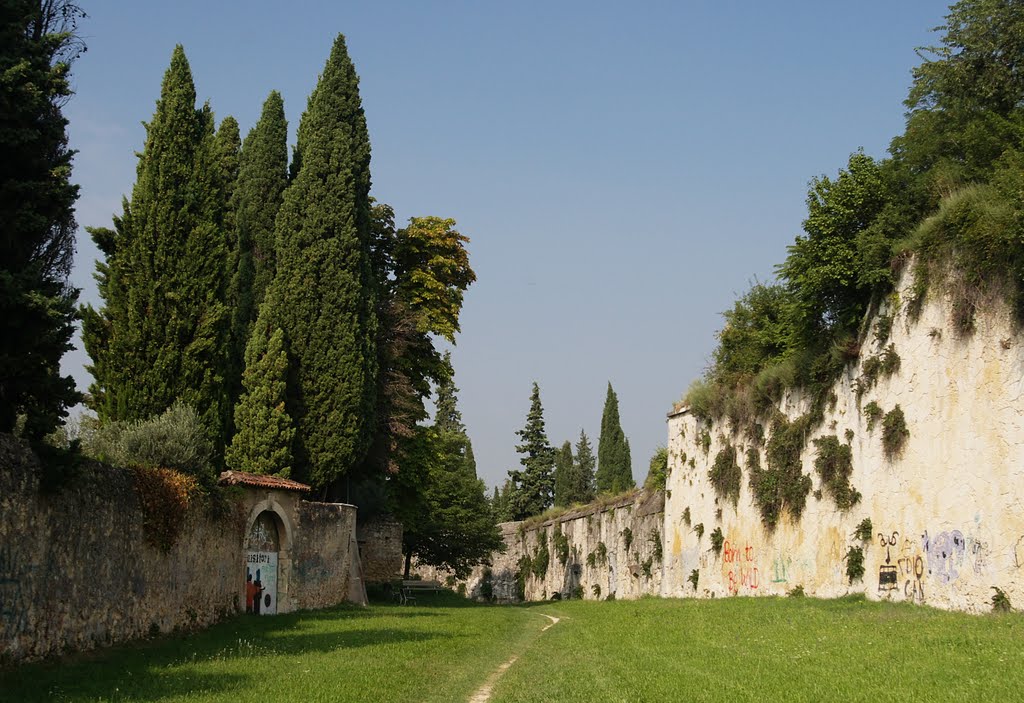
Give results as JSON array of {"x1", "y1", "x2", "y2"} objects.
[
  {"x1": 573, "y1": 429, "x2": 597, "y2": 504},
  {"x1": 81, "y1": 46, "x2": 232, "y2": 449},
  {"x1": 597, "y1": 382, "x2": 634, "y2": 493},
  {"x1": 266, "y1": 35, "x2": 376, "y2": 493},
  {"x1": 508, "y1": 382, "x2": 555, "y2": 519},
  {"x1": 433, "y1": 351, "x2": 462, "y2": 435},
  {"x1": 229, "y1": 91, "x2": 287, "y2": 399},
  {"x1": 552, "y1": 440, "x2": 575, "y2": 507},
  {"x1": 0, "y1": 1, "x2": 83, "y2": 439},
  {"x1": 225, "y1": 307, "x2": 295, "y2": 477}
]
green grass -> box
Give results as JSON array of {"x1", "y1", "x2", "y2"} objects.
[
  {"x1": 0, "y1": 592, "x2": 549, "y2": 702},
  {"x1": 4, "y1": 593, "x2": 1023, "y2": 702},
  {"x1": 493, "y1": 596, "x2": 1024, "y2": 703}
]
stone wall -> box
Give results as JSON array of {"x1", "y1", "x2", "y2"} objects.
[
  {"x1": 0, "y1": 437, "x2": 358, "y2": 663},
  {"x1": 448, "y1": 491, "x2": 665, "y2": 602},
  {"x1": 662, "y1": 266, "x2": 1024, "y2": 613},
  {"x1": 358, "y1": 516, "x2": 403, "y2": 583}
]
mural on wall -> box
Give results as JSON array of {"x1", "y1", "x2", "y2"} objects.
[
  {"x1": 245, "y1": 511, "x2": 281, "y2": 615},
  {"x1": 246, "y1": 552, "x2": 278, "y2": 615}
]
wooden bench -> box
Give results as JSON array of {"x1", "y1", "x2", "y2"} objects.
[{"x1": 398, "y1": 579, "x2": 443, "y2": 604}]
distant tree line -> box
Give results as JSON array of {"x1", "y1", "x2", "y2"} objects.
[{"x1": 492, "y1": 381, "x2": 648, "y2": 522}]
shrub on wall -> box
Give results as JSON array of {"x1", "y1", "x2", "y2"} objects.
[
  {"x1": 749, "y1": 413, "x2": 813, "y2": 530},
  {"x1": 845, "y1": 546, "x2": 865, "y2": 584},
  {"x1": 863, "y1": 401, "x2": 883, "y2": 431},
  {"x1": 552, "y1": 526, "x2": 570, "y2": 565},
  {"x1": 621, "y1": 527, "x2": 633, "y2": 552},
  {"x1": 688, "y1": 569, "x2": 699, "y2": 591},
  {"x1": 131, "y1": 466, "x2": 200, "y2": 552},
  {"x1": 882, "y1": 405, "x2": 910, "y2": 459},
  {"x1": 709, "y1": 443, "x2": 742, "y2": 504},
  {"x1": 812, "y1": 435, "x2": 860, "y2": 509},
  {"x1": 710, "y1": 526, "x2": 724, "y2": 555},
  {"x1": 81, "y1": 403, "x2": 214, "y2": 481}
]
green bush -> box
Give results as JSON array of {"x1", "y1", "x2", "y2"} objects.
[
  {"x1": 863, "y1": 401, "x2": 883, "y2": 431},
  {"x1": 854, "y1": 517, "x2": 873, "y2": 543},
  {"x1": 621, "y1": 527, "x2": 633, "y2": 552},
  {"x1": 882, "y1": 405, "x2": 910, "y2": 459},
  {"x1": 710, "y1": 526, "x2": 724, "y2": 555},
  {"x1": 688, "y1": 569, "x2": 699, "y2": 591},
  {"x1": 812, "y1": 435, "x2": 860, "y2": 510},
  {"x1": 709, "y1": 443, "x2": 742, "y2": 504},
  {"x1": 80, "y1": 402, "x2": 214, "y2": 480},
  {"x1": 749, "y1": 413, "x2": 813, "y2": 530},
  {"x1": 845, "y1": 546, "x2": 865, "y2": 584},
  {"x1": 552, "y1": 527, "x2": 570, "y2": 565}
]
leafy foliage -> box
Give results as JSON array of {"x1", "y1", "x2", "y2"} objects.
[
  {"x1": 688, "y1": 569, "x2": 699, "y2": 591},
  {"x1": 709, "y1": 527, "x2": 724, "y2": 555},
  {"x1": 645, "y1": 445, "x2": 668, "y2": 491},
  {"x1": 708, "y1": 443, "x2": 742, "y2": 505},
  {"x1": 225, "y1": 320, "x2": 295, "y2": 477},
  {"x1": 854, "y1": 517, "x2": 873, "y2": 543},
  {"x1": 131, "y1": 466, "x2": 200, "y2": 552},
  {"x1": 0, "y1": 0, "x2": 84, "y2": 440},
  {"x1": 845, "y1": 546, "x2": 865, "y2": 584},
  {"x1": 749, "y1": 414, "x2": 814, "y2": 529},
  {"x1": 262, "y1": 35, "x2": 376, "y2": 493},
  {"x1": 863, "y1": 401, "x2": 884, "y2": 431},
  {"x1": 882, "y1": 405, "x2": 910, "y2": 459},
  {"x1": 812, "y1": 435, "x2": 860, "y2": 510},
  {"x1": 83, "y1": 47, "x2": 235, "y2": 453},
  {"x1": 80, "y1": 402, "x2": 215, "y2": 482},
  {"x1": 552, "y1": 440, "x2": 575, "y2": 507}
]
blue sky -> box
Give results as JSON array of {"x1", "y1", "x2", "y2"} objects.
[{"x1": 63, "y1": 1, "x2": 952, "y2": 489}]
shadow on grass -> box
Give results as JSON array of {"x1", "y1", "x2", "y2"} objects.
[{"x1": 0, "y1": 615, "x2": 450, "y2": 702}]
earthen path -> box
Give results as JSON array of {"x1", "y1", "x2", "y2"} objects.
[{"x1": 467, "y1": 612, "x2": 561, "y2": 703}]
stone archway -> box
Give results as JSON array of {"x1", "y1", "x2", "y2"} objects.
[{"x1": 244, "y1": 502, "x2": 293, "y2": 614}]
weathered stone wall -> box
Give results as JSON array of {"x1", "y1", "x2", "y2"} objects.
[
  {"x1": 449, "y1": 491, "x2": 665, "y2": 602},
  {"x1": 663, "y1": 267, "x2": 1024, "y2": 613},
  {"x1": 0, "y1": 437, "x2": 359, "y2": 663},
  {"x1": 290, "y1": 502, "x2": 356, "y2": 610},
  {"x1": 358, "y1": 516, "x2": 403, "y2": 583}
]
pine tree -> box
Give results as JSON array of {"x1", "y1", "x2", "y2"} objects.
[
  {"x1": 553, "y1": 440, "x2": 575, "y2": 507},
  {"x1": 82, "y1": 46, "x2": 233, "y2": 450},
  {"x1": 266, "y1": 35, "x2": 377, "y2": 493},
  {"x1": 0, "y1": 1, "x2": 84, "y2": 439},
  {"x1": 573, "y1": 429, "x2": 597, "y2": 504},
  {"x1": 229, "y1": 91, "x2": 287, "y2": 399},
  {"x1": 597, "y1": 382, "x2": 634, "y2": 493},
  {"x1": 225, "y1": 310, "x2": 295, "y2": 477},
  {"x1": 508, "y1": 382, "x2": 555, "y2": 519}
]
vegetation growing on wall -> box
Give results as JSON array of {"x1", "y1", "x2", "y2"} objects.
[
  {"x1": 863, "y1": 402, "x2": 884, "y2": 431},
  {"x1": 845, "y1": 546, "x2": 865, "y2": 584},
  {"x1": 812, "y1": 435, "x2": 860, "y2": 509},
  {"x1": 552, "y1": 527, "x2": 570, "y2": 566},
  {"x1": 710, "y1": 527, "x2": 724, "y2": 555},
  {"x1": 688, "y1": 569, "x2": 699, "y2": 591},
  {"x1": 854, "y1": 517, "x2": 873, "y2": 543},
  {"x1": 882, "y1": 406, "x2": 910, "y2": 459},
  {"x1": 131, "y1": 467, "x2": 200, "y2": 552},
  {"x1": 708, "y1": 443, "x2": 742, "y2": 505},
  {"x1": 676, "y1": 0, "x2": 1024, "y2": 470},
  {"x1": 622, "y1": 527, "x2": 633, "y2": 552},
  {"x1": 749, "y1": 414, "x2": 814, "y2": 529}
]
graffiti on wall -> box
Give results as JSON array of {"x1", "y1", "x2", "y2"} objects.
[
  {"x1": 723, "y1": 540, "x2": 759, "y2": 594},
  {"x1": 923, "y1": 530, "x2": 965, "y2": 584}
]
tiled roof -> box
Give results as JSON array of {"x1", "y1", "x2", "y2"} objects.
[{"x1": 218, "y1": 470, "x2": 311, "y2": 492}]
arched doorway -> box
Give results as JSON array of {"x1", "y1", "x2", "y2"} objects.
[{"x1": 246, "y1": 510, "x2": 282, "y2": 615}]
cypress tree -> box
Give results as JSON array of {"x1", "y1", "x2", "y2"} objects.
[
  {"x1": 225, "y1": 309, "x2": 295, "y2": 477},
  {"x1": 266, "y1": 35, "x2": 376, "y2": 493},
  {"x1": 433, "y1": 351, "x2": 463, "y2": 435},
  {"x1": 573, "y1": 429, "x2": 597, "y2": 504},
  {"x1": 81, "y1": 46, "x2": 232, "y2": 448},
  {"x1": 508, "y1": 382, "x2": 555, "y2": 519},
  {"x1": 597, "y1": 382, "x2": 634, "y2": 493},
  {"x1": 229, "y1": 91, "x2": 287, "y2": 399},
  {"x1": 0, "y1": 1, "x2": 83, "y2": 439},
  {"x1": 553, "y1": 440, "x2": 575, "y2": 507}
]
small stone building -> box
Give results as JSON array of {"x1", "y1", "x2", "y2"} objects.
[{"x1": 220, "y1": 470, "x2": 368, "y2": 612}]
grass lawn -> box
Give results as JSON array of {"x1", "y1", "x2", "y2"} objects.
[
  {"x1": 494, "y1": 595, "x2": 1024, "y2": 703},
  {"x1": 3, "y1": 593, "x2": 1022, "y2": 702},
  {"x1": 0, "y1": 592, "x2": 550, "y2": 702}
]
